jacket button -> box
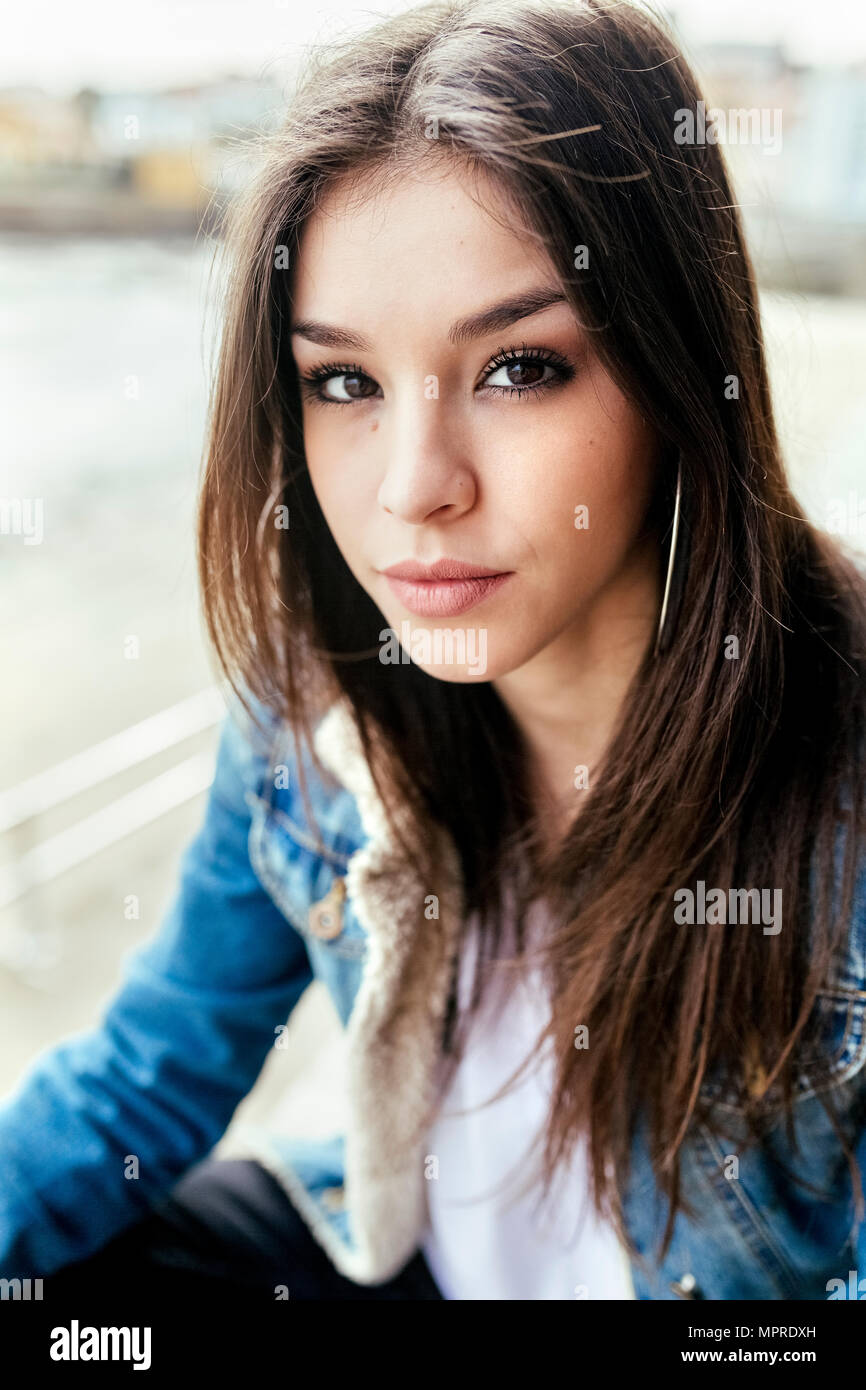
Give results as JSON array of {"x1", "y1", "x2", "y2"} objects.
[
  {"x1": 308, "y1": 877, "x2": 347, "y2": 939},
  {"x1": 670, "y1": 1273, "x2": 701, "y2": 1299}
]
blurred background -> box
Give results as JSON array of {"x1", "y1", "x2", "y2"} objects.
[{"x1": 1, "y1": 0, "x2": 865, "y2": 1148}]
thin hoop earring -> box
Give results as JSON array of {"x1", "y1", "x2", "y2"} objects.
[{"x1": 654, "y1": 457, "x2": 682, "y2": 658}]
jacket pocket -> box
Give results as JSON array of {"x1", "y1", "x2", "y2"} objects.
[
  {"x1": 245, "y1": 790, "x2": 368, "y2": 962},
  {"x1": 698, "y1": 986, "x2": 866, "y2": 1115}
]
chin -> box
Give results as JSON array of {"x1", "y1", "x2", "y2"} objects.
[{"x1": 415, "y1": 662, "x2": 495, "y2": 684}]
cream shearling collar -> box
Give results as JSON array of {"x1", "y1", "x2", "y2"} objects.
[{"x1": 298, "y1": 696, "x2": 465, "y2": 1282}]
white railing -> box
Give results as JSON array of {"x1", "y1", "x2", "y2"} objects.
[{"x1": 0, "y1": 688, "x2": 225, "y2": 911}]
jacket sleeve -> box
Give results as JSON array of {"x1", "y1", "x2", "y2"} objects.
[{"x1": 0, "y1": 693, "x2": 314, "y2": 1278}]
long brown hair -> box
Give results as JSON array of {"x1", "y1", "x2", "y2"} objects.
[{"x1": 197, "y1": 0, "x2": 866, "y2": 1262}]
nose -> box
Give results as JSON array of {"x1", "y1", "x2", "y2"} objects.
[{"x1": 376, "y1": 389, "x2": 477, "y2": 524}]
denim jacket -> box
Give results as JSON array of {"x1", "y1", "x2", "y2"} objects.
[{"x1": 1, "y1": 691, "x2": 866, "y2": 1299}]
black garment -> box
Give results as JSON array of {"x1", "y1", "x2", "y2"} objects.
[{"x1": 44, "y1": 1157, "x2": 444, "y2": 1302}]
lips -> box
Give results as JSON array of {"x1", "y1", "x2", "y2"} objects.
[
  {"x1": 379, "y1": 558, "x2": 514, "y2": 617},
  {"x1": 382, "y1": 558, "x2": 506, "y2": 581}
]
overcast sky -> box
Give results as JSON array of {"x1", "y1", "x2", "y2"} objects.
[{"x1": 3, "y1": 0, "x2": 864, "y2": 94}]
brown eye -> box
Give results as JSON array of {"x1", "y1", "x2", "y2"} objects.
[
  {"x1": 483, "y1": 356, "x2": 560, "y2": 393},
  {"x1": 298, "y1": 362, "x2": 382, "y2": 406},
  {"x1": 322, "y1": 372, "x2": 379, "y2": 402},
  {"x1": 502, "y1": 360, "x2": 548, "y2": 387}
]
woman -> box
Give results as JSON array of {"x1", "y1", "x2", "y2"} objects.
[{"x1": 2, "y1": 0, "x2": 866, "y2": 1302}]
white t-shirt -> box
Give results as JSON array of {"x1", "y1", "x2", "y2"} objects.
[{"x1": 420, "y1": 899, "x2": 634, "y2": 1300}]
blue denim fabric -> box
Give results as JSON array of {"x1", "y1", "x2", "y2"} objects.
[
  {"x1": 1, "y1": 691, "x2": 865, "y2": 1299},
  {"x1": 0, "y1": 695, "x2": 313, "y2": 1278}
]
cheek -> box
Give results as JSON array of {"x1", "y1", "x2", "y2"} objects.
[
  {"x1": 303, "y1": 423, "x2": 371, "y2": 538},
  {"x1": 581, "y1": 440, "x2": 655, "y2": 548},
  {"x1": 503, "y1": 404, "x2": 656, "y2": 584}
]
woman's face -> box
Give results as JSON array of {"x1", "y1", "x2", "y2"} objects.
[{"x1": 289, "y1": 161, "x2": 660, "y2": 683}]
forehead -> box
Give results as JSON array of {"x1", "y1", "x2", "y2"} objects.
[{"x1": 290, "y1": 161, "x2": 557, "y2": 338}]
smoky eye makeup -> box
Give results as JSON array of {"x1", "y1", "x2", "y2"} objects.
[
  {"x1": 295, "y1": 340, "x2": 580, "y2": 408},
  {"x1": 479, "y1": 342, "x2": 577, "y2": 399},
  {"x1": 296, "y1": 360, "x2": 379, "y2": 406}
]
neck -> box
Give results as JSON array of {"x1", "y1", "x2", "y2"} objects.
[{"x1": 493, "y1": 533, "x2": 660, "y2": 842}]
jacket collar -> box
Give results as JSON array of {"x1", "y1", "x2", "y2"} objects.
[
  {"x1": 312, "y1": 695, "x2": 410, "y2": 846},
  {"x1": 308, "y1": 696, "x2": 466, "y2": 1281}
]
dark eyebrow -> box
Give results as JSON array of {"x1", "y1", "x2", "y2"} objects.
[{"x1": 289, "y1": 285, "x2": 569, "y2": 351}]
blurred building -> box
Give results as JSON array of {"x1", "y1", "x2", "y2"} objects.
[
  {"x1": 0, "y1": 38, "x2": 865, "y2": 290},
  {"x1": 0, "y1": 74, "x2": 287, "y2": 234},
  {"x1": 696, "y1": 43, "x2": 866, "y2": 293}
]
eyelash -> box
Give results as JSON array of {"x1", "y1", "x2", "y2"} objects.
[{"x1": 296, "y1": 342, "x2": 576, "y2": 408}]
